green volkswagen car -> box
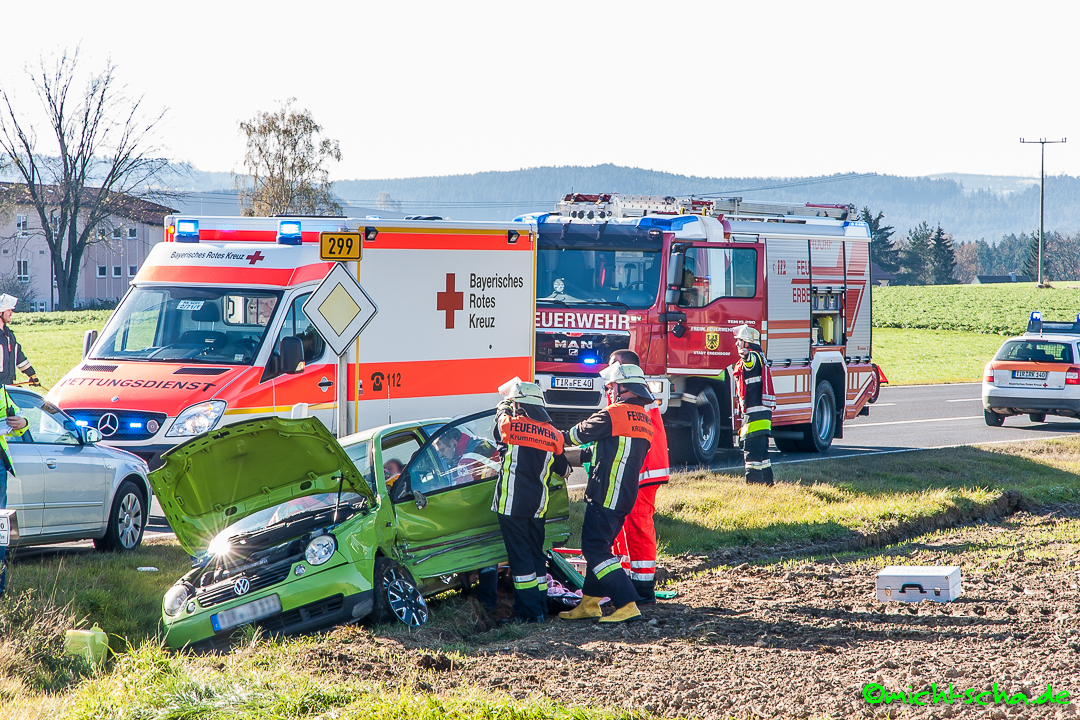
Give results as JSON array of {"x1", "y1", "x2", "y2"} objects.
[{"x1": 150, "y1": 410, "x2": 571, "y2": 649}]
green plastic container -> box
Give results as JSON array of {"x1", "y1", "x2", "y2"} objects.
[{"x1": 64, "y1": 623, "x2": 108, "y2": 665}]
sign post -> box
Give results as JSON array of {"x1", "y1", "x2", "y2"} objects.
[{"x1": 305, "y1": 240, "x2": 378, "y2": 437}]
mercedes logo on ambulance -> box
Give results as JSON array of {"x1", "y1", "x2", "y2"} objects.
[
  {"x1": 234, "y1": 578, "x2": 250, "y2": 596},
  {"x1": 97, "y1": 413, "x2": 120, "y2": 437}
]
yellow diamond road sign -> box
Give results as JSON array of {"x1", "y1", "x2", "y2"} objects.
[{"x1": 302, "y1": 263, "x2": 378, "y2": 357}]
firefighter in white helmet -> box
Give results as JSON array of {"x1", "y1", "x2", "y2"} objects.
[
  {"x1": 561, "y1": 363, "x2": 654, "y2": 624},
  {"x1": 0, "y1": 295, "x2": 39, "y2": 388},
  {"x1": 733, "y1": 325, "x2": 775, "y2": 485},
  {"x1": 491, "y1": 379, "x2": 569, "y2": 622}
]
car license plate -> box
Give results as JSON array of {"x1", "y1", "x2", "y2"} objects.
[
  {"x1": 211, "y1": 594, "x2": 282, "y2": 632},
  {"x1": 552, "y1": 377, "x2": 594, "y2": 390},
  {"x1": 1012, "y1": 370, "x2": 1047, "y2": 379}
]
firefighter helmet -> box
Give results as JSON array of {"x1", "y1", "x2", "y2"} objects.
[
  {"x1": 502, "y1": 379, "x2": 552, "y2": 423},
  {"x1": 0, "y1": 295, "x2": 17, "y2": 312},
  {"x1": 599, "y1": 363, "x2": 654, "y2": 401},
  {"x1": 733, "y1": 325, "x2": 760, "y2": 344}
]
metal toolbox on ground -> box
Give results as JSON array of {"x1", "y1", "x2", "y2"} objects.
[{"x1": 875, "y1": 565, "x2": 962, "y2": 603}]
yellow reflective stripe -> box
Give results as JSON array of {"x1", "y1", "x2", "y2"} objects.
[
  {"x1": 569, "y1": 426, "x2": 583, "y2": 446},
  {"x1": 594, "y1": 557, "x2": 623, "y2": 579},
  {"x1": 746, "y1": 419, "x2": 772, "y2": 433},
  {"x1": 605, "y1": 436, "x2": 627, "y2": 508}
]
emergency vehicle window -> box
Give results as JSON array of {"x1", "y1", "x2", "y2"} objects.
[
  {"x1": 274, "y1": 294, "x2": 327, "y2": 365},
  {"x1": 675, "y1": 248, "x2": 757, "y2": 307},
  {"x1": 994, "y1": 341, "x2": 1073, "y2": 363},
  {"x1": 398, "y1": 412, "x2": 500, "y2": 499}
]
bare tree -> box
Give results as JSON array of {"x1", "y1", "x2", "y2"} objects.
[
  {"x1": 0, "y1": 48, "x2": 171, "y2": 310},
  {"x1": 235, "y1": 99, "x2": 342, "y2": 217}
]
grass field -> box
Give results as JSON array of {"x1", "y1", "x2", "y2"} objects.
[{"x1": 871, "y1": 327, "x2": 1002, "y2": 383}]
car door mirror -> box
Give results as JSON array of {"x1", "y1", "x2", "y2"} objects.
[
  {"x1": 83, "y1": 427, "x2": 102, "y2": 444},
  {"x1": 413, "y1": 490, "x2": 427, "y2": 510},
  {"x1": 279, "y1": 336, "x2": 305, "y2": 375}
]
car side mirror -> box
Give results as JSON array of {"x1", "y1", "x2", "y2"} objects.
[
  {"x1": 82, "y1": 329, "x2": 99, "y2": 358},
  {"x1": 83, "y1": 427, "x2": 102, "y2": 444},
  {"x1": 279, "y1": 336, "x2": 305, "y2": 375},
  {"x1": 413, "y1": 490, "x2": 427, "y2": 510}
]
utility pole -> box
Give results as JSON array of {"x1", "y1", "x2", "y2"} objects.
[{"x1": 1020, "y1": 138, "x2": 1066, "y2": 287}]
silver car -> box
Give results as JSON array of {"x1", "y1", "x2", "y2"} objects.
[{"x1": 4, "y1": 387, "x2": 151, "y2": 551}]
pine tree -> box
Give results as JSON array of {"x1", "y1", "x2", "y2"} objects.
[
  {"x1": 1023, "y1": 231, "x2": 1041, "y2": 280},
  {"x1": 859, "y1": 207, "x2": 899, "y2": 272},
  {"x1": 928, "y1": 225, "x2": 957, "y2": 284},
  {"x1": 898, "y1": 222, "x2": 933, "y2": 285}
]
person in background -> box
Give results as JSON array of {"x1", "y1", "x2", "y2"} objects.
[
  {"x1": 0, "y1": 385, "x2": 27, "y2": 597},
  {"x1": 607, "y1": 349, "x2": 668, "y2": 604},
  {"x1": 492, "y1": 379, "x2": 568, "y2": 623},
  {"x1": 0, "y1": 295, "x2": 39, "y2": 388},
  {"x1": 561, "y1": 363, "x2": 653, "y2": 624},
  {"x1": 733, "y1": 324, "x2": 775, "y2": 486}
]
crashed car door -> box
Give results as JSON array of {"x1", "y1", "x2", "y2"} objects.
[{"x1": 392, "y1": 410, "x2": 571, "y2": 580}]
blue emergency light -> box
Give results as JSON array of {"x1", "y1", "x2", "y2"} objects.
[
  {"x1": 74, "y1": 420, "x2": 88, "y2": 427},
  {"x1": 175, "y1": 219, "x2": 200, "y2": 243},
  {"x1": 583, "y1": 357, "x2": 598, "y2": 365},
  {"x1": 277, "y1": 221, "x2": 302, "y2": 245},
  {"x1": 1031, "y1": 311, "x2": 1042, "y2": 322},
  {"x1": 129, "y1": 422, "x2": 143, "y2": 429}
]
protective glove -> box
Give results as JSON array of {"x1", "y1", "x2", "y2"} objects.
[{"x1": 27, "y1": 375, "x2": 40, "y2": 387}]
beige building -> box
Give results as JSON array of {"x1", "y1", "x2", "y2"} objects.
[{"x1": 0, "y1": 183, "x2": 175, "y2": 309}]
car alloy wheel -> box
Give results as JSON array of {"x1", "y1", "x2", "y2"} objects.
[
  {"x1": 118, "y1": 491, "x2": 144, "y2": 549},
  {"x1": 383, "y1": 566, "x2": 429, "y2": 627}
]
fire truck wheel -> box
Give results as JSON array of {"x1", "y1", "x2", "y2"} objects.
[
  {"x1": 796, "y1": 381, "x2": 836, "y2": 453},
  {"x1": 670, "y1": 385, "x2": 723, "y2": 465}
]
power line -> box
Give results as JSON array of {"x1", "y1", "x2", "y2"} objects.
[{"x1": 1019, "y1": 138, "x2": 1066, "y2": 287}]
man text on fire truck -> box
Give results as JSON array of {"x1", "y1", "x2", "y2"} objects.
[
  {"x1": 733, "y1": 325, "x2": 775, "y2": 486},
  {"x1": 561, "y1": 363, "x2": 653, "y2": 624},
  {"x1": 492, "y1": 379, "x2": 569, "y2": 622},
  {"x1": 0, "y1": 295, "x2": 39, "y2": 388},
  {"x1": 608, "y1": 349, "x2": 668, "y2": 605}
]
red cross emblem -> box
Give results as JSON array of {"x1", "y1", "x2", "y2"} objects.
[
  {"x1": 436, "y1": 273, "x2": 463, "y2": 329},
  {"x1": 246, "y1": 251, "x2": 266, "y2": 265}
]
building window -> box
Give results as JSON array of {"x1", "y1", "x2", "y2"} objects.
[
  {"x1": 111, "y1": 227, "x2": 122, "y2": 239},
  {"x1": 127, "y1": 227, "x2": 137, "y2": 239},
  {"x1": 112, "y1": 266, "x2": 122, "y2": 277},
  {"x1": 16, "y1": 260, "x2": 29, "y2": 283},
  {"x1": 128, "y1": 265, "x2": 138, "y2": 276},
  {"x1": 97, "y1": 265, "x2": 106, "y2": 278},
  {"x1": 15, "y1": 215, "x2": 28, "y2": 237}
]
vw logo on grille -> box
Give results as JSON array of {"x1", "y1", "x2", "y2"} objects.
[
  {"x1": 97, "y1": 413, "x2": 120, "y2": 437},
  {"x1": 234, "y1": 577, "x2": 250, "y2": 596}
]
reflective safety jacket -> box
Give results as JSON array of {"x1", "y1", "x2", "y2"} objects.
[
  {"x1": 638, "y1": 405, "x2": 669, "y2": 488},
  {"x1": 734, "y1": 348, "x2": 775, "y2": 438},
  {"x1": 0, "y1": 386, "x2": 26, "y2": 476},
  {"x1": 567, "y1": 400, "x2": 653, "y2": 514},
  {"x1": 0, "y1": 325, "x2": 34, "y2": 386},
  {"x1": 491, "y1": 402, "x2": 569, "y2": 518}
]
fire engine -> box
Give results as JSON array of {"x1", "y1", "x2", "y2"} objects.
[
  {"x1": 518, "y1": 193, "x2": 881, "y2": 464},
  {"x1": 47, "y1": 215, "x2": 535, "y2": 468}
]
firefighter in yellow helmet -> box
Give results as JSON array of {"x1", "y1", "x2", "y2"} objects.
[
  {"x1": 733, "y1": 325, "x2": 775, "y2": 486},
  {"x1": 561, "y1": 363, "x2": 653, "y2": 624}
]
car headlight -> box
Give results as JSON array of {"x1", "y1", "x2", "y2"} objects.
[
  {"x1": 304, "y1": 535, "x2": 336, "y2": 565},
  {"x1": 164, "y1": 584, "x2": 192, "y2": 617},
  {"x1": 166, "y1": 400, "x2": 227, "y2": 437}
]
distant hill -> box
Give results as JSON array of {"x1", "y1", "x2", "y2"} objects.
[{"x1": 145, "y1": 163, "x2": 1080, "y2": 244}]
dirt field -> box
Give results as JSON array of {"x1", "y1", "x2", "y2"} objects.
[{"x1": 304, "y1": 505, "x2": 1080, "y2": 720}]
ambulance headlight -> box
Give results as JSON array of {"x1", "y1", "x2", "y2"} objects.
[
  {"x1": 166, "y1": 401, "x2": 227, "y2": 437},
  {"x1": 164, "y1": 584, "x2": 192, "y2": 617},
  {"x1": 305, "y1": 535, "x2": 336, "y2": 565}
]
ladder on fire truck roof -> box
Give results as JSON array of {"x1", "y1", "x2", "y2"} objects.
[{"x1": 555, "y1": 193, "x2": 854, "y2": 221}]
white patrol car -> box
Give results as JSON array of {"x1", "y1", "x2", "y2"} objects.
[{"x1": 983, "y1": 312, "x2": 1080, "y2": 426}]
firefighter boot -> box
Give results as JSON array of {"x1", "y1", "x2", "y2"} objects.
[
  {"x1": 599, "y1": 602, "x2": 641, "y2": 624},
  {"x1": 559, "y1": 595, "x2": 602, "y2": 620},
  {"x1": 632, "y1": 579, "x2": 656, "y2": 605}
]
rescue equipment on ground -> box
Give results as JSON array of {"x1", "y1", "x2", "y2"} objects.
[
  {"x1": 64, "y1": 623, "x2": 109, "y2": 665},
  {"x1": 875, "y1": 565, "x2": 962, "y2": 603}
]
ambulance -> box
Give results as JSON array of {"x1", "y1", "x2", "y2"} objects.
[{"x1": 47, "y1": 216, "x2": 536, "y2": 468}]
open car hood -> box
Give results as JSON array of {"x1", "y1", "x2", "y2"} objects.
[{"x1": 149, "y1": 417, "x2": 374, "y2": 555}]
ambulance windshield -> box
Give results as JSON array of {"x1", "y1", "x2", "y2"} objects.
[
  {"x1": 536, "y1": 225, "x2": 662, "y2": 309},
  {"x1": 91, "y1": 286, "x2": 282, "y2": 364}
]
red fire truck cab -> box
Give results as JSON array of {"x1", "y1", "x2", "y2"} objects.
[{"x1": 522, "y1": 194, "x2": 879, "y2": 464}]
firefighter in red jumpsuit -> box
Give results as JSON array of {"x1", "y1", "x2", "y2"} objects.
[
  {"x1": 733, "y1": 325, "x2": 775, "y2": 486},
  {"x1": 607, "y1": 349, "x2": 667, "y2": 604}
]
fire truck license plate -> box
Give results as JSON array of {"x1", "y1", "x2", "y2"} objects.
[
  {"x1": 319, "y1": 232, "x2": 363, "y2": 261},
  {"x1": 211, "y1": 595, "x2": 282, "y2": 632},
  {"x1": 552, "y1": 377, "x2": 594, "y2": 389},
  {"x1": 1012, "y1": 370, "x2": 1047, "y2": 379}
]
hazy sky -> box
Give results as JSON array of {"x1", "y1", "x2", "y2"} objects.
[{"x1": 2, "y1": 1, "x2": 1076, "y2": 182}]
